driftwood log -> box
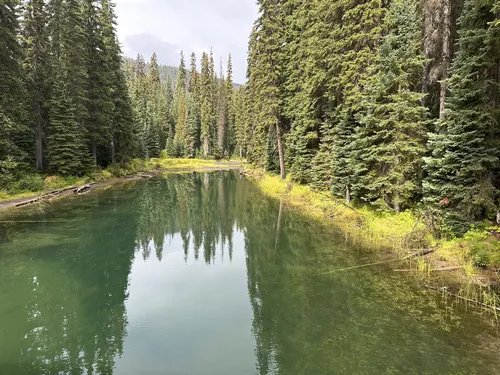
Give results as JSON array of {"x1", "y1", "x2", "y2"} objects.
[{"x1": 13, "y1": 184, "x2": 94, "y2": 207}]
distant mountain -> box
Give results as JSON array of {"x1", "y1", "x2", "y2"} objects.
[
  {"x1": 124, "y1": 56, "x2": 179, "y2": 83},
  {"x1": 123, "y1": 56, "x2": 244, "y2": 87}
]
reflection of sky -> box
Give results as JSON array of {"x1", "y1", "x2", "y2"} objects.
[
  {"x1": 114, "y1": 0, "x2": 258, "y2": 84},
  {"x1": 114, "y1": 229, "x2": 256, "y2": 375}
]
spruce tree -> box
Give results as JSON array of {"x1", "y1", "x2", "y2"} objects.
[
  {"x1": 23, "y1": 0, "x2": 50, "y2": 171},
  {"x1": 84, "y1": 0, "x2": 113, "y2": 165},
  {"x1": 424, "y1": 0, "x2": 500, "y2": 232},
  {"x1": 225, "y1": 54, "x2": 235, "y2": 156},
  {"x1": 200, "y1": 52, "x2": 213, "y2": 157},
  {"x1": 0, "y1": 0, "x2": 28, "y2": 184},
  {"x1": 48, "y1": 64, "x2": 88, "y2": 175},
  {"x1": 354, "y1": 0, "x2": 428, "y2": 211},
  {"x1": 174, "y1": 52, "x2": 188, "y2": 152},
  {"x1": 330, "y1": 0, "x2": 386, "y2": 202},
  {"x1": 216, "y1": 61, "x2": 227, "y2": 159},
  {"x1": 100, "y1": 0, "x2": 135, "y2": 164},
  {"x1": 247, "y1": 0, "x2": 287, "y2": 179}
]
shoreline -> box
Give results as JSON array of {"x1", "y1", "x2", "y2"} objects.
[
  {"x1": 243, "y1": 168, "x2": 500, "y2": 313},
  {"x1": 0, "y1": 161, "x2": 242, "y2": 212}
]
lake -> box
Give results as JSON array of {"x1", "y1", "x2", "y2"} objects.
[{"x1": 0, "y1": 171, "x2": 499, "y2": 375}]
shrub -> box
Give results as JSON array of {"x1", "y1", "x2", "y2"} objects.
[{"x1": 13, "y1": 174, "x2": 44, "y2": 192}]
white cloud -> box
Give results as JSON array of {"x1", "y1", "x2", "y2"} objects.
[{"x1": 114, "y1": 0, "x2": 257, "y2": 83}]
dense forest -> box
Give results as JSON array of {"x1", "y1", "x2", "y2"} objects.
[
  {"x1": 2, "y1": 0, "x2": 500, "y2": 233},
  {"x1": 244, "y1": 0, "x2": 500, "y2": 233},
  {"x1": 0, "y1": 0, "x2": 241, "y2": 183}
]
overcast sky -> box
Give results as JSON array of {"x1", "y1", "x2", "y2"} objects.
[{"x1": 114, "y1": 0, "x2": 258, "y2": 83}]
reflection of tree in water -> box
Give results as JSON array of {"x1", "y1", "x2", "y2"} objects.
[
  {"x1": 0, "y1": 187, "x2": 138, "y2": 374},
  {"x1": 243, "y1": 194, "x2": 500, "y2": 375},
  {"x1": 2, "y1": 172, "x2": 500, "y2": 375},
  {"x1": 134, "y1": 172, "x2": 239, "y2": 265}
]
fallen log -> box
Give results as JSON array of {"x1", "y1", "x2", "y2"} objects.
[
  {"x1": 74, "y1": 184, "x2": 91, "y2": 194},
  {"x1": 394, "y1": 266, "x2": 463, "y2": 272},
  {"x1": 318, "y1": 249, "x2": 435, "y2": 274}
]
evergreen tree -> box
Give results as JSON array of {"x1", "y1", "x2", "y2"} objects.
[
  {"x1": 247, "y1": 0, "x2": 287, "y2": 179},
  {"x1": 84, "y1": 0, "x2": 113, "y2": 165},
  {"x1": 174, "y1": 52, "x2": 188, "y2": 152},
  {"x1": 48, "y1": 64, "x2": 88, "y2": 175},
  {"x1": 187, "y1": 52, "x2": 201, "y2": 156},
  {"x1": 100, "y1": 0, "x2": 135, "y2": 164},
  {"x1": 329, "y1": 0, "x2": 386, "y2": 202},
  {"x1": 424, "y1": 0, "x2": 500, "y2": 232},
  {"x1": 0, "y1": 0, "x2": 28, "y2": 185},
  {"x1": 23, "y1": 0, "x2": 50, "y2": 171},
  {"x1": 200, "y1": 52, "x2": 213, "y2": 157},
  {"x1": 216, "y1": 60, "x2": 227, "y2": 159},
  {"x1": 354, "y1": 0, "x2": 428, "y2": 211},
  {"x1": 225, "y1": 54, "x2": 235, "y2": 156}
]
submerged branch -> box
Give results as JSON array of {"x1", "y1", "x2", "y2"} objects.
[{"x1": 318, "y1": 249, "x2": 435, "y2": 274}]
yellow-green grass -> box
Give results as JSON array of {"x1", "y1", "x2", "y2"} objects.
[
  {"x1": 247, "y1": 169, "x2": 432, "y2": 256},
  {"x1": 245, "y1": 168, "x2": 499, "y2": 278}
]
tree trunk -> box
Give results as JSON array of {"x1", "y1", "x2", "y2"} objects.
[
  {"x1": 275, "y1": 122, "x2": 286, "y2": 180},
  {"x1": 92, "y1": 141, "x2": 97, "y2": 167},
  {"x1": 439, "y1": 0, "x2": 451, "y2": 121},
  {"x1": 111, "y1": 139, "x2": 116, "y2": 164},
  {"x1": 203, "y1": 137, "x2": 210, "y2": 158},
  {"x1": 35, "y1": 126, "x2": 43, "y2": 171},
  {"x1": 239, "y1": 146, "x2": 243, "y2": 159},
  {"x1": 346, "y1": 185, "x2": 351, "y2": 205}
]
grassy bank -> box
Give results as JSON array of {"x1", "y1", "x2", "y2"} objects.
[
  {"x1": 0, "y1": 158, "x2": 232, "y2": 204},
  {"x1": 246, "y1": 168, "x2": 500, "y2": 312}
]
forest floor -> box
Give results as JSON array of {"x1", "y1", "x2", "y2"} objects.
[
  {"x1": 243, "y1": 167, "x2": 500, "y2": 313},
  {"x1": 0, "y1": 158, "x2": 243, "y2": 211}
]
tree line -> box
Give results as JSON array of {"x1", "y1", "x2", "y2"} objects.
[
  {"x1": 1, "y1": 0, "x2": 136, "y2": 181},
  {"x1": 244, "y1": 0, "x2": 500, "y2": 233},
  {"x1": 0, "y1": 0, "x2": 243, "y2": 189},
  {"x1": 124, "y1": 50, "x2": 240, "y2": 160}
]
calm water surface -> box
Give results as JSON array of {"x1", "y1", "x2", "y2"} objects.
[{"x1": 1, "y1": 172, "x2": 499, "y2": 375}]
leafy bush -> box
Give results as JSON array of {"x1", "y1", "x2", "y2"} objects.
[{"x1": 14, "y1": 174, "x2": 44, "y2": 192}]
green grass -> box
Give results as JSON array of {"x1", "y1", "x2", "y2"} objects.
[
  {"x1": 245, "y1": 168, "x2": 499, "y2": 274},
  {"x1": 246, "y1": 169, "x2": 432, "y2": 255}
]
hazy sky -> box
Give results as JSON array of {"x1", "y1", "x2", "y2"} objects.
[{"x1": 114, "y1": 0, "x2": 258, "y2": 83}]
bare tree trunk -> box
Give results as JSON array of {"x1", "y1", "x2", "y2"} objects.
[
  {"x1": 111, "y1": 139, "x2": 116, "y2": 164},
  {"x1": 439, "y1": 0, "x2": 451, "y2": 121},
  {"x1": 239, "y1": 146, "x2": 243, "y2": 159},
  {"x1": 218, "y1": 113, "x2": 225, "y2": 156},
  {"x1": 275, "y1": 121, "x2": 286, "y2": 180},
  {"x1": 35, "y1": 126, "x2": 43, "y2": 171},
  {"x1": 203, "y1": 137, "x2": 210, "y2": 158},
  {"x1": 92, "y1": 141, "x2": 97, "y2": 167},
  {"x1": 346, "y1": 185, "x2": 351, "y2": 205}
]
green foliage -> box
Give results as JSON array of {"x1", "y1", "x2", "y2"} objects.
[
  {"x1": 424, "y1": 0, "x2": 500, "y2": 233},
  {"x1": 13, "y1": 174, "x2": 44, "y2": 192},
  {"x1": 243, "y1": 0, "x2": 500, "y2": 237}
]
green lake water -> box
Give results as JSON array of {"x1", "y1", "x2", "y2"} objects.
[{"x1": 1, "y1": 171, "x2": 499, "y2": 375}]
